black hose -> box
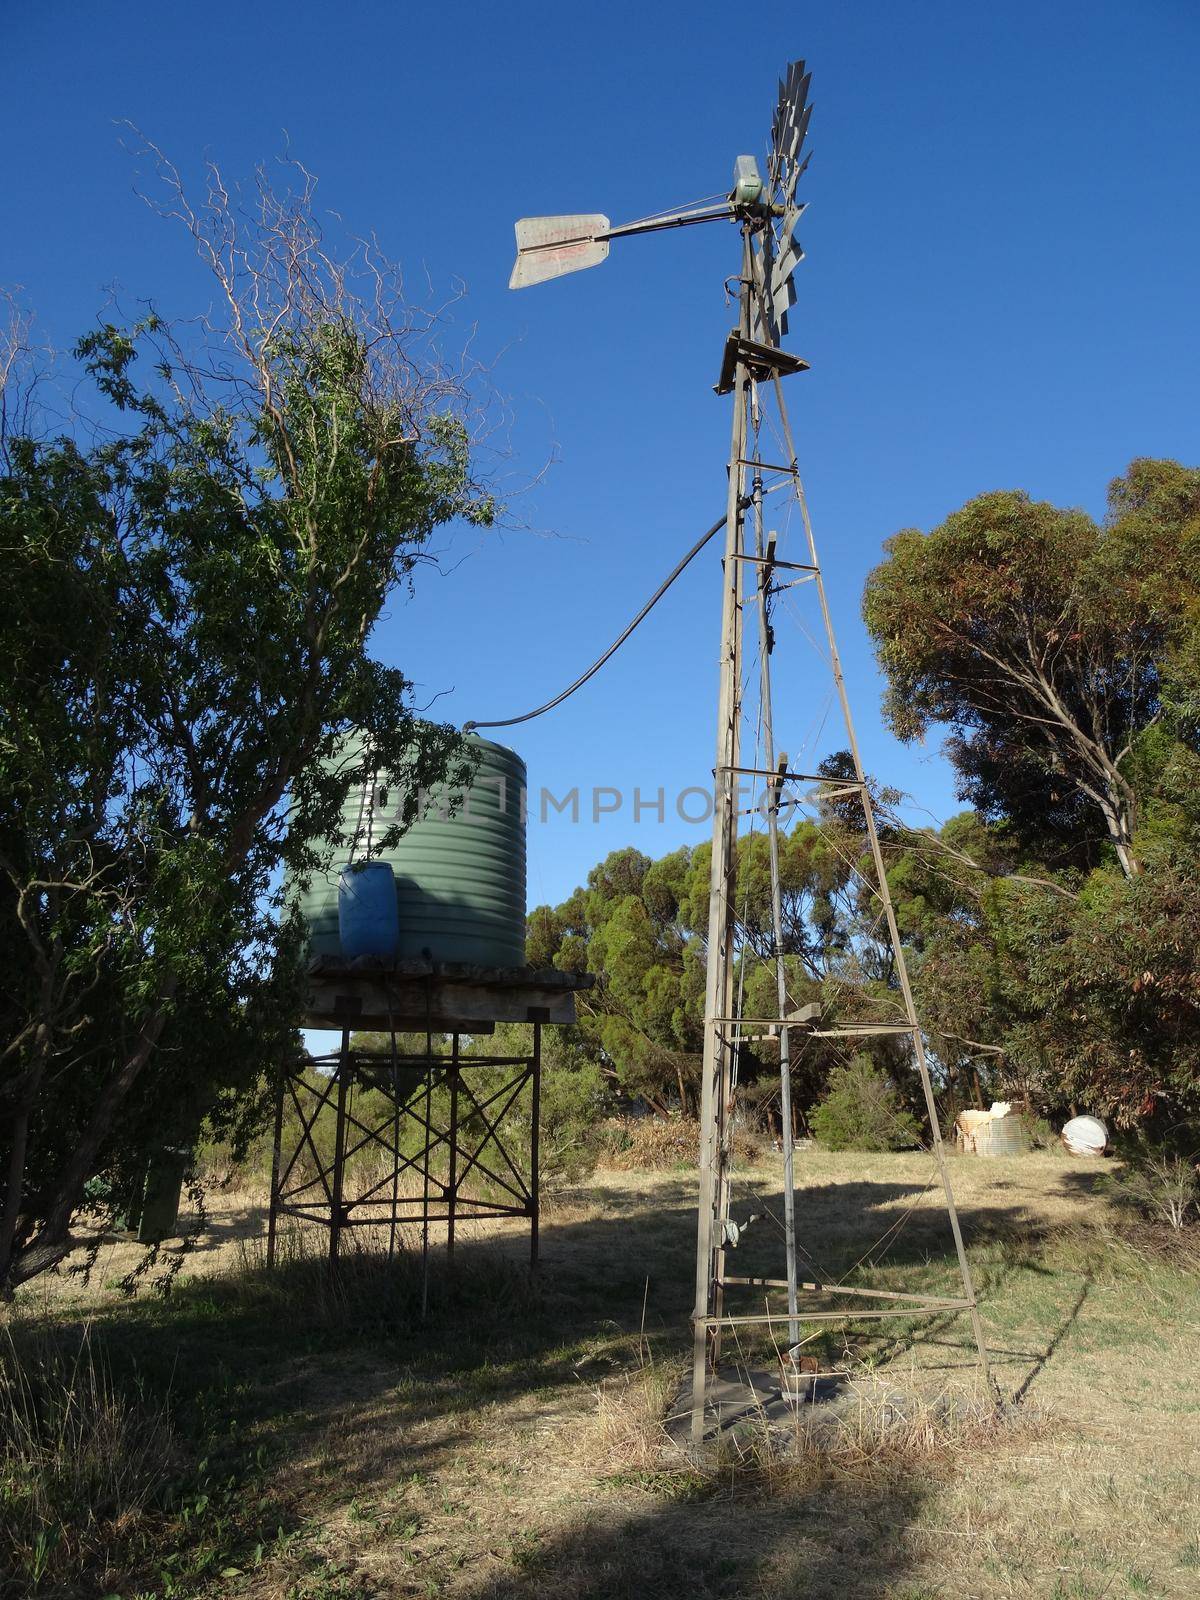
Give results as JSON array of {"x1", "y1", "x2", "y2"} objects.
[{"x1": 463, "y1": 510, "x2": 730, "y2": 733}]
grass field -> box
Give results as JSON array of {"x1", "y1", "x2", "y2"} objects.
[{"x1": 4, "y1": 1148, "x2": 1199, "y2": 1599}]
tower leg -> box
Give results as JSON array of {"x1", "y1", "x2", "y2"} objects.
[
  {"x1": 767, "y1": 361, "x2": 997, "y2": 1399},
  {"x1": 388, "y1": 1025, "x2": 400, "y2": 1263},
  {"x1": 329, "y1": 1029, "x2": 351, "y2": 1266},
  {"x1": 447, "y1": 1033, "x2": 459, "y2": 1263},
  {"x1": 750, "y1": 457, "x2": 800, "y2": 1350},
  {"x1": 266, "y1": 1066, "x2": 286, "y2": 1269},
  {"x1": 692, "y1": 224, "x2": 753, "y2": 1448},
  {"x1": 420, "y1": 1060, "x2": 432, "y2": 1318},
  {"x1": 529, "y1": 1023, "x2": 541, "y2": 1270}
]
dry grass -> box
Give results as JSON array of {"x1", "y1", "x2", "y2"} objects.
[
  {"x1": 0, "y1": 1323, "x2": 177, "y2": 1592},
  {"x1": 590, "y1": 1360, "x2": 1044, "y2": 1479},
  {"x1": 6, "y1": 1147, "x2": 1200, "y2": 1598},
  {"x1": 596, "y1": 1113, "x2": 766, "y2": 1171}
]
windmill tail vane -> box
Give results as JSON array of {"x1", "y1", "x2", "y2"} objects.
[{"x1": 508, "y1": 57, "x2": 813, "y2": 312}]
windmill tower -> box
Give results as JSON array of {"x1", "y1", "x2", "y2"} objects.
[{"x1": 508, "y1": 60, "x2": 995, "y2": 1447}]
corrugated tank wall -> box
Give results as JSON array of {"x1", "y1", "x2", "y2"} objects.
[{"x1": 294, "y1": 734, "x2": 527, "y2": 968}]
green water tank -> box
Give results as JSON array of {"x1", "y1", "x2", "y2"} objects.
[{"x1": 296, "y1": 734, "x2": 527, "y2": 968}]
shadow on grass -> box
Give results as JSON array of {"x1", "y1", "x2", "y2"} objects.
[
  {"x1": 173, "y1": 1196, "x2": 266, "y2": 1257},
  {"x1": 11, "y1": 1174, "x2": 1073, "y2": 1597},
  {"x1": 1011, "y1": 1277, "x2": 1092, "y2": 1406},
  {"x1": 36, "y1": 1175, "x2": 1065, "y2": 1431},
  {"x1": 458, "y1": 1474, "x2": 933, "y2": 1600},
  {"x1": 1052, "y1": 1163, "x2": 1113, "y2": 1199}
]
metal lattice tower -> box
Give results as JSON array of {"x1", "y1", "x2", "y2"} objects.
[{"x1": 508, "y1": 58, "x2": 995, "y2": 1449}]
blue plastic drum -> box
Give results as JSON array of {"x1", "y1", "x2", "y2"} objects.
[{"x1": 338, "y1": 861, "x2": 399, "y2": 960}]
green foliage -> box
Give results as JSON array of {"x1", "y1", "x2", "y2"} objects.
[
  {"x1": 867, "y1": 460, "x2": 1200, "y2": 1127},
  {"x1": 1027, "y1": 1117, "x2": 1056, "y2": 1151},
  {"x1": 532, "y1": 846, "x2": 704, "y2": 1111},
  {"x1": 526, "y1": 816, "x2": 906, "y2": 1122},
  {"x1": 888, "y1": 807, "x2": 1200, "y2": 1125},
  {"x1": 809, "y1": 1057, "x2": 921, "y2": 1153},
  {"x1": 0, "y1": 173, "x2": 492, "y2": 1289},
  {"x1": 1104, "y1": 1125, "x2": 1200, "y2": 1230},
  {"x1": 464, "y1": 1023, "x2": 611, "y2": 1183},
  {"x1": 863, "y1": 460, "x2": 1200, "y2": 877}
]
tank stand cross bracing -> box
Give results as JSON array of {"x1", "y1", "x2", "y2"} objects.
[{"x1": 266, "y1": 1025, "x2": 542, "y2": 1273}]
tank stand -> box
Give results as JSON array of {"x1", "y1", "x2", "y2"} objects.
[{"x1": 266, "y1": 1025, "x2": 542, "y2": 1273}]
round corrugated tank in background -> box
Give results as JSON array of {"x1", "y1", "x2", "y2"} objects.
[
  {"x1": 295, "y1": 733, "x2": 526, "y2": 968},
  {"x1": 974, "y1": 1115, "x2": 1031, "y2": 1157}
]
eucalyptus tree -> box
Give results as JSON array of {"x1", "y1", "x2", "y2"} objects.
[
  {"x1": 528, "y1": 821, "x2": 869, "y2": 1120},
  {"x1": 0, "y1": 155, "x2": 494, "y2": 1291},
  {"x1": 863, "y1": 460, "x2": 1200, "y2": 879},
  {"x1": 865, "y1": 462, "x2": 1200, "y2": 1124}
]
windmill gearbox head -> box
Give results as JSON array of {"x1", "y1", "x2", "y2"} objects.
[{"x1": 732, "y1": 155, "x2": 765, "y2": 209}]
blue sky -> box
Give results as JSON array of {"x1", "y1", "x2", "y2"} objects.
[{"x1": 6, "y1": 0, "x2": 1199, "y2": 912}]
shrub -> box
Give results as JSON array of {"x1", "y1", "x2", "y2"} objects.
[
  {"x1": 595, "y1": 1113, "x2": 766, "y2": 1172},
  {"x1": 1105, "y1": 1126, "x2": 1200, "y2": 1230},
  {"x1": 1028, "y1": 1116, "x2": 1057, "y2": 1150},
  {"x1": 536, "y1": 1058, "x2": 613, "y2": 1182},
  {"x1": 809, "y1": 1058, "x2": 921, "y2": 1153},
  {"x1": 597, "y1": 1114, "x2": 698, "y2": 1171},
  {"x1": 474, "y1": 1024, "x2": 613, "y2": 1184}
]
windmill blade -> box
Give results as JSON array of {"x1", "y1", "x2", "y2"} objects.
[
  {"x1": 779, "y1": 96, "x2": 812, "y2": 167},
  {"x1": 749, "y1": 228, "x2": 777, "y2": 345},
  {"x1": 771, "y1": 267, "x2": 798, "y2": 335},
  {"x1": 749, "y1": 292, "x2": 773, "y2": 348},
  {"x1": 753, "y1": 59, "x2": 813, "y2": 346},
  {"x1": 773, "y1": 228, "x2": 805, "y2": 288},
  {"x1": 749, "y1": 191, "x2": 807, "y2": 347},
  {"x1": 748, "y1": 234, "x2": 783, "y2": 347},
  {"x1": 749, "y1": 254, "x2": 800, "y2": 346},
  {"x1": 782, "y1": 151, "x2": 811, "y2": 207},
  {"x1": 768, "y1": 59, "x2": 813, "y2": 193},
  {"x1": 509, "y1": 214, "x2": 611, "y2": 289}
]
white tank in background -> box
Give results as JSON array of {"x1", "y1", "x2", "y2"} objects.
[
  {"x1": 1062, "y1": 1115, "x2": 1109, "y2": 1156},
  {"x1": 956, "y1": 1102, "x2": 1030, "y2": 1156}
]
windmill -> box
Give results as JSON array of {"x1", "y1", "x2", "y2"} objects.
[{"x1": 509, "y1": 60, "x2": 995, "y2": 1448}]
